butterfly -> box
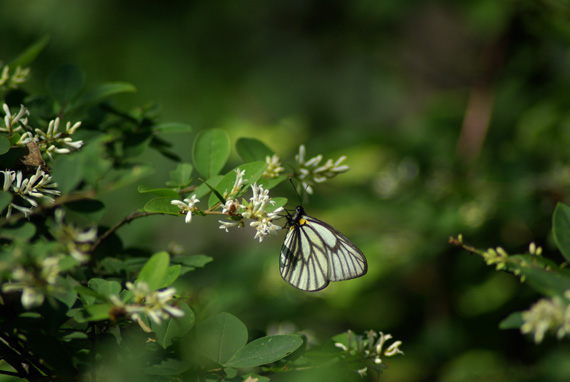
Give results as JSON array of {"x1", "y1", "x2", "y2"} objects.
[{"x1": 280, "y1": 205, "x2": 368, "y2": 291}]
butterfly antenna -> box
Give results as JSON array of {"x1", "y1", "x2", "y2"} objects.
[{"x1": 288, "y1": 178, "x2": 304, "y2": 205}]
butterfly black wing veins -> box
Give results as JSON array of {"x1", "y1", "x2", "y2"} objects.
[{"x1": 280, "y1": 206, "x2": 368, "y2": 291}]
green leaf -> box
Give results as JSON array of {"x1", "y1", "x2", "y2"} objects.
[
  {"x1": 0, "y1": 191, "x2": 11, "y2": 212},
  {"x1": 54, "y1": 277, "x2": 79, "y2": 308},
  {"x1": 63, "y1": 199, "x2": 106, "y2": 224},
  {"x1": 553, "y1": 202, "x2": 570, "y2": 263},
  {"x1": 171, "y1": 254, "x2": 213, "y2": 269},
  {"x1": 47, "y1": 64, "x2": 85, "y2": 104},
  {"x1": 195, "y1": 312, "x2": 248, "y2": 365},
  {"x1": 138, "y1": 185, "x2": 180, "y2": 199},
  {"x1": 267, "y1": 197, "x2": 288, "y2": 212},
  {"x1": 152, "y1": 304, "x2": 195, "y2": 348},
  {"x1": 224, "y1": 334, "x2": 304, "y2": 368},
  {"x1": 191, "y1": 175, "x2": 223, "y2": 199},
  {"x1": 499, "y1": 312, "x2": 524, "y2": 329},
  {"x1": 82, "y1": 303, "x2": 113, "y2": 322},
  {"x1": 154, "y1": 122, "x2": 192, "y2": 134},
  {"x1": 208, "y1": 161, "x2": 268, "y2": 208},
  {"x1": 192, "y1": 128, "x2": 230, "y2": 178},
  {"x1": 159, "y1": 265, "x2": 181, "y2": 289},
  {"x1": 144, "y1": 358, "x2": 190, "y2": 376},
  {"x1": 257, "y1": 175, "x2": 288, "y2": 190},
  {"x1": 70, "y1": 82, "x2": 136, "y2": 112},
  {"x1": 167, "y1": 163, "x2": 193, "y2": 188},
  {"x1": 0, "y1": 222, "x2": 35, "y2": 240},
  {"x1": 235, "y1": 137, "x2": 274, "y2": 162},
  {"x1": 75, "y1": 286, "x2": 102, "y2": 304},
  {"x1": 87, "y1": 278, "x2": 122, "y2": 297},
  {"x1": 239, "y1": 161, "x2": 269, "y2": 189},
  {"x1": 8, "y1": 35, "x2": 50, "y2": 68},
  {"x1": 0, "y1": 135, "x2": 10, "y2": 155},
  {"x1": 58, "y1": 256, "x2": 80, "y2": 272},
  {"x1": 137, "y1": 252, "x2": 170, "y2": 291},
  {"x1": 521, "y1": 267, "x2": 570, "y2": 296},
  {"x1": 144, "y1": 197, "x2": 181, "y2": 215}
]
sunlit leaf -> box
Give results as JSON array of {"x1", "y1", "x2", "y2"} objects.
[{"x1": 137, "y1": 252, "x2": 170, "y2": 291}]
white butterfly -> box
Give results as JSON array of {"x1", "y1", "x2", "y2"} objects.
[{"x1": 280, "y1": 206, "x2": 368, "y2": 291}]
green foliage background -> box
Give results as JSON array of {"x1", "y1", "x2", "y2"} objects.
[{"x1": 2, "y1": 0, "x2": 570, "y2": 380}]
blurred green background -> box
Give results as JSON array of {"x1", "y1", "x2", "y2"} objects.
[{"x1": 3, "y1": 0, "x2": 570, "y2": 381}]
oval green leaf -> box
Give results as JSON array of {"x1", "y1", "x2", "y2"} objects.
[
  {"x1": 144, "y1": 197, "x2": 181, "y2": 215},
  {"x1": 138, "y1": 185, "x2": 180, "y2": 199},
  {"x1": 224, "y1": 334, "x2": 303, "y2": 368},
  {"x1": 0, "y1": 222, "x2": 35, "y2": 241},
  {"x1": 236, "y1": 137, "x2": 274, "y2": 162},
  {"x1": 192, "y1": 128, "x2": 230, "y2": 178},
  {"x1": 553, "y1": 202, "x2": 570, "y2": 263},
  {"x1": 167, "y1": 163, "x2": 193, "y2": 188},
  {"x1": 87, "y1": 278, "x2": 122, "y2": 298},
  {"x1": 151, "y1": 304, "x2": 195, "y2": 348},
  {"x1": 194, "y1": 312, "x2": 248, "y2": 365},
  {"x1": 137, "y1": 251, "x2": 170, "y2": 291},
  {"x1": 159, "y1": 265, "x2": 181, "y2": 289}
]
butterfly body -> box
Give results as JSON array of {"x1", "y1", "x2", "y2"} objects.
[{"x1": 280, "y1": 206, "x2": 368, "y2": 291}]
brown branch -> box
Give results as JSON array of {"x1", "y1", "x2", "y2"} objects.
[{"x1": 89, "y1": 210, "x2": 156, "y2": 254}]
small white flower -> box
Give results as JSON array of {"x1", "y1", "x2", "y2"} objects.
[
  {"x1": 219, "y1": 220, "x2": 242, "y2": 232},
  {"x1": 171, "y1": 194, "x2": 200, "y2": 223},
  {"x1": 222, "y1": 199, "x2": 241, "y2": 215},
  {"x1": 250, "y1": 217, "x2": 281, "y2": 242}
]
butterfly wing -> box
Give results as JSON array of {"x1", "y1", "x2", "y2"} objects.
[
  {"x1": 280, "y1": 214, "x2": 367, "y2": 291},
  {"x1": 280, "y1": 223, "x2": 330, "y2": 291},
  {"x1": 303, "y1": 215, "x2": 368, "y2": 282}
]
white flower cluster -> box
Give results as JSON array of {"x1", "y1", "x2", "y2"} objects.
[
  {"x1": 1, "y1": 104, "x2": 29, "y2": 134},
  {"x1": 1, "y1": 210, "x2": 97, "y2": 308},
  {"x1": 521, "y1": 291, "x2": 570, "y2": 343},
  {"x1": 334, "y1": 330, "x2": 404, "y2": 376},
  {"x1": 1, "y1": 167, "x2": 61, "y2": 217},
  {"x1": 171, "y1": 169, "x2": 284, "y2": 242},
  {"x1": 1, "y1": 104, "x2": 84, "y2": 158},
  {"x1": 53, "y1": 209, "x2": 97, "y2": 263},
  {"x1": 2, "y1": 256, "x2": 61, "y2": 309},
  {"x1": 19, "y1": 116, "x2": 83, "y2": 160},
  {"x1": 218, "y1": 169, "x2": 283, "y2": 242},
  {"x1": 0, "y1": 64, "x2": 30, "y2": 90},
  {"x1": 110, "y1": 281, "x2": 184, "y2": 325},
  {"x1": 263, "y1": 154, "x2": 285, "y2": 178},
  {"x1": 295, "y1": 144, "x2": 349, "y2": 194}
]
